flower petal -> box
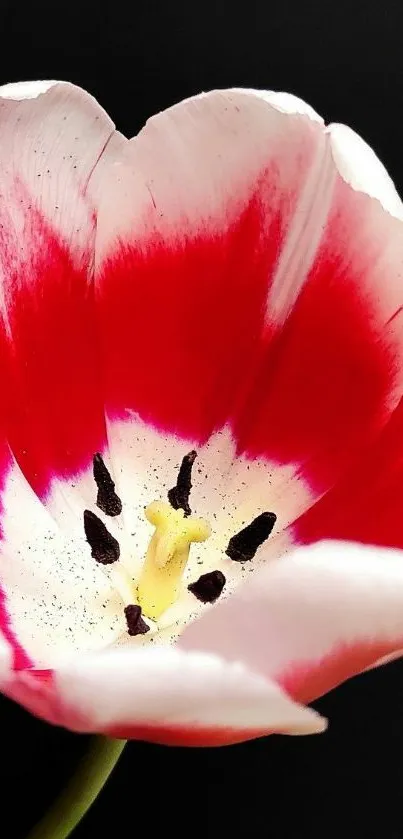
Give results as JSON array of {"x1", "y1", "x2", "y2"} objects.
[
  {"x1": 94, "y1": 88, "x2": 403, "y2": 541},
  {"x1": 0, "y1": 82, "x2": 131, "y2": 667},
  {"x1": 0, "y1": 645, "x2": 326, "y2": 745},
  {"x1": 92, "y1": 90, "x2": 329, "y2": 587},
  {"x1": 179, "y1": 541, "x2": 403, "y2": 705},
  {"x1": 234, "y1": 122, "x2": 403, "y2": 491},
  {"x1": 95, "y1": 88, "x2": 325, "y2": 439},
  {"x1": 0, "y1": 80, "x2": 124, "y2": 518}
]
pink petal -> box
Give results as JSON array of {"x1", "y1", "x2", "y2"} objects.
[
  {"x1": 95, "y1": 89, "x2": 403, "y2": 511},
  {"x1": 179, "y1": 541, "x2": 403, "y2": 705},
  {"x1": 0, "y1": 645, "x2": 326, "y2": 745}
]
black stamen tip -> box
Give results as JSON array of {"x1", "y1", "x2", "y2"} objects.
[
  {"x1": 83, "y1": 509, "x2": 120, "y2": 564},
  {"x1": 124, "y1": 605, "x2": 150, "y2": 636},
  {"x1": 168, "y1": 450, "x2": 197, "y2": 517},
  {"x1": 93, "y1": 453, "x2": 122, "y2": 517},
  {"x1": 188, "y1": 570, "x2": 226, "y2": 603},
  {"x1": 226, "y1": 512, "x2": 277, "y2": 563}
]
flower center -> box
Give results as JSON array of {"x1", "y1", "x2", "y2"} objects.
[
  {"x1": 137, "y1": 500, "x2": 211, "y2": 619},
  {"x1": 83, "y1": 450, "x2": 277, "y2": 637}
]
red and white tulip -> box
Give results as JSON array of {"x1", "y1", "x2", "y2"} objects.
[{"x1": 0, "y1": 80, "x2": 402, "y2": 746}]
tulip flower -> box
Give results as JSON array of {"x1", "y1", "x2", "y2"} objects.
[{"x1": 1, "y1": 80, "x2": 403, "y2": 837}]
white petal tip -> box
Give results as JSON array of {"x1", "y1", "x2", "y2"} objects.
[
  {"x1": 294, "y1": 711, "x2": 328, "y2": 735},
  {"x1": 259, "y1": 90, "x2": 323, "y2": 122},
  {"x1": 329, "y1": 122, "x2": 403, "y2": 220},
  {"x1": 0, "y1": 80, "x2": 58, "y2": 101},
  {"x1": 210, "y1": 88, "x2": 323, "y2": 122}
]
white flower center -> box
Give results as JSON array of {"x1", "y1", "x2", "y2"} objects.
[{"x1": 84, "y1": 449, "x2": 276, "y2": 637}]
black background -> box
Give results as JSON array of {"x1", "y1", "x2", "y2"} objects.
[{"x1": 0, "y1": 1, "x2": 403, "y2": 836}]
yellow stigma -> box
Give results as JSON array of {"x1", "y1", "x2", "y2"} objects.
[{"x1": 137, "y1": 500, "x2": 211, "y2": 620}]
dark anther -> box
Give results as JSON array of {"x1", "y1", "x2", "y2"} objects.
[
  {"x1": 168, "y1": 450, "x2": 197, "y2": 517},
  {"x1": 93, "y1": 453, "x2": 122, "y2": 517},
  {"x1": 226, "y1": 512, "x2": 277, "y2": 562},
  {"x1": 125, "y1": 605, "x2": 150, "y2": 636},
  {"x1": 188, "y1": 570, "x2": 226, "y2": 603},
  {"x1": 83, "y1": 509, "x2": 120, "y2": 564}
]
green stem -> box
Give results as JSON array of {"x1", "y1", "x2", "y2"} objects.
[{"x1": 27, "y1": 736, "x2": 126, "y2": 839}]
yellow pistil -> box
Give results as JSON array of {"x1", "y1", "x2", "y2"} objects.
[{"x1": 137, "y1": 500, "x2": 211, "y2": 620}]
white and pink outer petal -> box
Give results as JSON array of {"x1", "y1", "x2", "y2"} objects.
[
  {"x1": 5, "y1": 539, "x2": 403, "y2": 746},
  {"x1": 0, "y1": 642, "x2": 326, "y2": 746},
  {"x1": 180, "y1": 541, "x2": 403, "y2": 705}
]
